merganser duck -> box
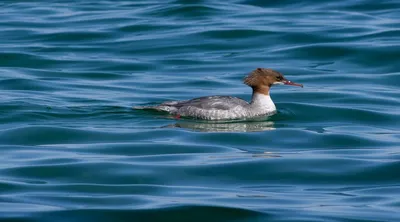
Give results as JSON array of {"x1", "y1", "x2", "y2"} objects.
[{"x1": 134, "y1": 68, "x2": 303, "y2": 120}]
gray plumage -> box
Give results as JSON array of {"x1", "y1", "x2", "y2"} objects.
[{"x1": 134, "y1": 94, "x2": 276, "y2": 120}]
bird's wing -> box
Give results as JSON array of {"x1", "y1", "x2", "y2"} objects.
[{"x1": 178, "y1": 96, "x2": 249, "y2": 110}]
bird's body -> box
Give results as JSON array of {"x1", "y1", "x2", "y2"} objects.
[
  {"x1": 134, "y1": 68, "x2": 302, "y2": 120},
  {"x1": 136, "y1": 93, "x2": 276, "y2": 120}
]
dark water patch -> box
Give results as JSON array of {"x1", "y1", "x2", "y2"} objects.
[
  {"x1": 240, "y1": 0, "x2": 309, "y2": 8},
  {"x1": 145, "y1": 4, "x2": 223, "y2": 19},
  {"x1": 273, "y1": 43, "x2": 358, "y2": 60},
  {"x1": 39, "y1": 31, "x2": 115, "y2": 44},
  {"x1": 0, "y1": 52, "x2": 53, "y2": 69},
  {"x1": 26, "y1": 206, "x2": 267, "y2": 222},
  {"x1": 198, "y1": 29, "x2": 278, "y2": 40},
  {"x1": 279, "y1": 102, "x2": 400, "y2": 126},
  {"x1": 336, "y1": 0, "x2": 400, "y2": 12},
  {"x1": 118, "y1": 23, "x2": 176, "y2": 33}
]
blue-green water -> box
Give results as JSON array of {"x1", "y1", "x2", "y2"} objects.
[{"x1": 1, "y1": 1, "x2": 400, "y2": 221}]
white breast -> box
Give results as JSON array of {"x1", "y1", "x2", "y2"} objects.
[{"x1": 249, "y1": 93, "x2": 276, "y2": 116}]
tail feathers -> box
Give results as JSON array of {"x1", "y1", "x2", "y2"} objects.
[
  {"x1": 132, "y1": 105, "x2": 158, "y2": 110},
  {"x1": 133, "y1": 105, "x2": 178, "y2": 113}
]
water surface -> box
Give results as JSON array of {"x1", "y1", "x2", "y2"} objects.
[{"x1": 0, "y1": 1, "x2": 399, "y2": 221}]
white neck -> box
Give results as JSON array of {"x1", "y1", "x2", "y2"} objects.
[{"x1": 250, "y1": 92, "x2": 276, "y2": 113}]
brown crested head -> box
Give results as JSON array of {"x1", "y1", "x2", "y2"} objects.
[{"x1": 243, "y1": 68, "x2": 303, "y2": 95}]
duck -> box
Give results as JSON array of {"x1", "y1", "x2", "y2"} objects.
[{"x1": 133, "y1": 68, "x2": 303, "y2": 120}]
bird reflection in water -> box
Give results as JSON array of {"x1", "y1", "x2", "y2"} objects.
[{"x1": 162, "y1": 118, "x2": 275, "y2": 132}]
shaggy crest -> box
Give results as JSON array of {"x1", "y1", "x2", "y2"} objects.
[{"x1": 244, "y1": 68, "x2": 280, "y2": 87}]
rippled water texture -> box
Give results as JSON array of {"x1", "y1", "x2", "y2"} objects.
[{"x1": 1, "y1": 1, "x2": 400, "y2": 221}]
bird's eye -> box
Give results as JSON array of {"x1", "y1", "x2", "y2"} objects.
[{"x1": 276, "y1": 76, "x2": 282, "y2": 81}]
